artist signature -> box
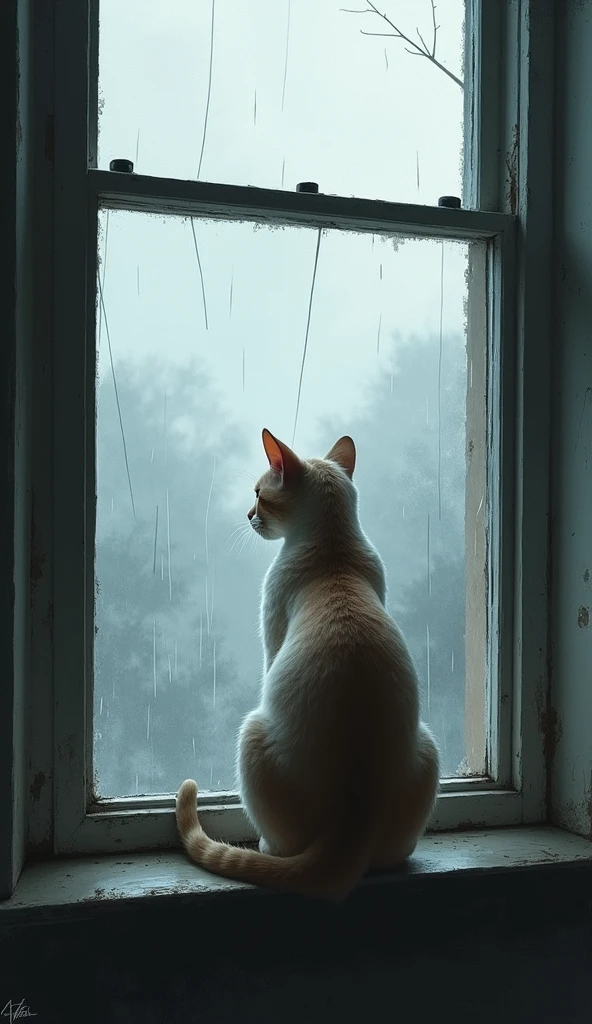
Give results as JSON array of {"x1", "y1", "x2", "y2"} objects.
[{"x1": 1, "y1": 1000, "x2": 37, "y2": 1022}]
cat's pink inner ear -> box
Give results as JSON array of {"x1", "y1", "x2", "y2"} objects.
[
  {"x1": 262, "y1": 429, "x2": 303, "y2": 483},
  {"x1": 262, "y1": 429, "x2": 284, "y2": 477}
]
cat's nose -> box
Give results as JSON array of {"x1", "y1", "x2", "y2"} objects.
[{"x1": 247, "y1": 507, "x2": 255, "y2": 521}]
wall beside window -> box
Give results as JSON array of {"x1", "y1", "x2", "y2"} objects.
[
  {"x1": 0, "y1": 0, "x2": 32, "y2": 901},
  {"x1": 551, "y1": 0, "x2": 592, "y2": 838}
]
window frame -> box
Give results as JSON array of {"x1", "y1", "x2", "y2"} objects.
[{"x1": 36, "y1": 0, "x2": 551, "y2": 857}]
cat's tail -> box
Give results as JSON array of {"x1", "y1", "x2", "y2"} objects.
[{"x1": 175, "y1": 779, "x2": 375, "y2": 901}]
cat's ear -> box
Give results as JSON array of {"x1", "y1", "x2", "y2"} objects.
[
  {"x1": 325, "y1": 436, "x2": 356, "y2": 479},
  {"x1": 262, "y1": 429, "x2": 302, "y2": 483}
]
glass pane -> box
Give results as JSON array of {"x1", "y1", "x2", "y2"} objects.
[
  {"x1": 97, "y1": 0, "x2": 465, "y2": 203},
  {"x1": 93, "y1": 209, "x2": 487, "y2": 798}
]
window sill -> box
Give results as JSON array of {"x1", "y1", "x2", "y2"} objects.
[{"x1": 1, "y1": 825, "x2": 591, "y2": 926}]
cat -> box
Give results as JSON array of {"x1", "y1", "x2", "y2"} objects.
[{"x1": 176, "y1": 429, "x2": 439, "y2": 900}]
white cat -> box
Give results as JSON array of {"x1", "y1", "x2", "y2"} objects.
[{"x1": 176, "y1": 429, "x2": 439, "y2": 899}]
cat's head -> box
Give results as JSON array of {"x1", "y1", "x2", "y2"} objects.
[{"x1": 247, "y1": 429, "x2": 357, "y2": 540}]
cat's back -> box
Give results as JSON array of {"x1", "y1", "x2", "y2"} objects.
[
  {"x1": 280, "y1": 534, "x2": 410, "y2": 669},
  {"x1": 267, "y1": 547, "x2": 419, "y2": 771},
  {"x1": 295, "y1": 568, "x2": 405, "y2": 664}
]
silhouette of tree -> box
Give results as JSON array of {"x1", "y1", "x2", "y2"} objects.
[
  {"x1": 94, "y1": 358, "x2": 252, "y2": 796},
  {"x1": 95, "y1": 527, "x2": 245, "y2": 796},
  {"x1": 315, "y1": 330, "x2": 468, "y2": 773},
  {"x1": 395, "y1": 551, "x2": 465, "y2": 775}
]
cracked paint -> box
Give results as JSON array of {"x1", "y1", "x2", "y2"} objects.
[
  {"x1": 505, "y1": 125, "x2": 519, "y2": 215},
  {"x1": 536, "y1": 681, "x2": 563, "y2": 818}
]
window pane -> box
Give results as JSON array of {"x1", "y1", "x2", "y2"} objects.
[
  {"x1": 97, "y1": 0, "x2": 465, "y2": 203},
  {"x1": 93, "y1": 210, "x2": 487, "y2": 798}
]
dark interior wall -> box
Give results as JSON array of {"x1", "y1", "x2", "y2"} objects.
[
  {"x1": 0, "y1": 0, "x2": 18, "y2": 901},
  {"x1": 550, "y1": 0, "x2": 592, "y2": 833},
  {"x1": 1, "y1": 867, "x2": 592, "y2": 1024},
  {"x1": 0, "y1": 0, "x2": 31, "y2": 901}
]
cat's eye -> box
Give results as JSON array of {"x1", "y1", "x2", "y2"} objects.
[{"x1": 254, "y1": 487, "x2": 260, "y2": 498}]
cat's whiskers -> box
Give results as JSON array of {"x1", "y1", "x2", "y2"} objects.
[
  {"x1": 226, "y1": 522, "x2": 250, "y2": 545},
  {"x1": 228, "y1": 524, "x2": 252, "y2": 556},
  {"x1": 236, "y1": 526, "x2": 257, "y2": 558},
  {"x1": 236, "y1": 532, "x2": 251, "y2": 559}
]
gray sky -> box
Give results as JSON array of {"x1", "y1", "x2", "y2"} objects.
[
  {"x1": 97, "y1": 0, "x2": 466, "y2": 479},
  {"x1": 98, "y1": 0, "x2": 464, "y2": 199}
]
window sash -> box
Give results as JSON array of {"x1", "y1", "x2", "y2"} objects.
[
  {"x1": 90, "y1": 169, "x2": 511, "y2": 234},
  {"x1": 45, "y1": 0, "x2": 551, "y2": 855}
]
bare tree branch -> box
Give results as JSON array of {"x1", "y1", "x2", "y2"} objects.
[
  {"x1": 342, "y1": 0, "x2": 464, "y2": 90},
  {"x1": 416, "y1": 28, "x2": 431, "y2": 55},
  {"x1": 430, "y1": 0, "x2": 438, "y2": 58}
]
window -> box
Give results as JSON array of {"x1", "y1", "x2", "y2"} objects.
[{"x1": 42, "y1": 0, "x2": 550, "y2": 856}]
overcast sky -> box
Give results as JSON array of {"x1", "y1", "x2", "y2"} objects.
[{"x1": 97, "y1": 0, "x2": 466, "y2": 474}]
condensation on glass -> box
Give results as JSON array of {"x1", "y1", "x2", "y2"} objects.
[
  {"x1": 96, "y1": 0, "x2": 465, "y2": 203},
  {"x1": 93, "y1": 210, "x2": 488, "y2": 797}
]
